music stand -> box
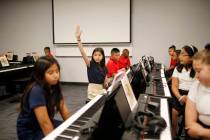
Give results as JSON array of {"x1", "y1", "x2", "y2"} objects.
[
  {"x1": 6, "y1": 52, "x2": 13, "y2": 61},
  {"x1": 0, "y1": 56, "x2": 9, "y2": 67}
]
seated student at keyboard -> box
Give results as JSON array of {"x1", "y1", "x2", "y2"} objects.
[
  {"x1": 165, "y1": 45, "x2": 178, "y2": 79},
  {"x1": 185, "y1": 44, "x2": 210, "y2": 140},
  {"x1": 75, "y1": 26, "x2": 107, "y2": 101},
  {"x1": 106, "y1": 48, "x2": 120, "y2": 82},
  {"x1": 171, "y1": 45, "x2": 198, "y2": 139},
  {"x1": 17, "y1": 56, "x2": 70, "y2": 140},
  {"x1": 119, "y1": 49, "x2": 131, "y2": 70},
  {"x1": 166, "y1": 50, "x2": 181, "y2": 92}
]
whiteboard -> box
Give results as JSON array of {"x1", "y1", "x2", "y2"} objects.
[{"x1": 53, "y1": 0, "x2": 131, "y2": 44}]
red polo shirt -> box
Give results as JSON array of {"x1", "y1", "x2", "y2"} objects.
[
  {"x1": 170, "y1": 58, "x2": 177, "y2": 69},
  {"x1": 119, "y1": 56, "x2": 131, "y2": 69},
  {"x1": 46, "y1": 52, "x2": 53, "y2": 57},
  {"x1": 106, "y1": 58, "x2": 120, "y2": 78}
]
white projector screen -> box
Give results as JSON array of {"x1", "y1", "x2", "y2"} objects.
[{"x1": 53, "y1": 0, "x2": 131, "y2": 44}]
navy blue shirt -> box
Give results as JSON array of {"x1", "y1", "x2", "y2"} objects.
[
  {"x1": 16, "y1": 84, "x2": 58, "y2": 140},
  {"x1": 87, "y1": 61, "x2": 107, "y2": 84}
]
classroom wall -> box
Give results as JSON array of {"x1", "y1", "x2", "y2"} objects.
[
  {"x1": 0, "y1": 0, "x2": 210, "y2": 82},
  {"x1": 132, "y1": 0, "x2": 210, "y2": 65}
]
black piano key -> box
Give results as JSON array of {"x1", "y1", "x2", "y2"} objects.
[
  {"x1": 61, "y1": 129, "x2": 79, "y2": 136},
  {"x1": 73, "y1": 120, "x2": 86, "y2": 126},
  {"x1": 79, "y1": 117, "x2": 90, "y2": 121},
  {"x1": 68, "y1": 125, "x2": 81, "y2": 130}
]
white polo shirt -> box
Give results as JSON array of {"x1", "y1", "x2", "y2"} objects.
[
  {"x1": 172, "y1": 67, "x2": 196, "y2": 91},
  {"x1": 188, "y1": 81, "x2": 210, "y2": 126}
]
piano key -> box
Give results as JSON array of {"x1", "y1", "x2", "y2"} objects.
[
  {"x1": 56, "y1": 135, "x2": 79, "y2": 140},
  {"x1": 70, "y1": 124, "x2": 81, "y2": 128},
  {"x1": 71, "y1": 120, "x2": 86, "y2": 126},
  {"x1": 160, "y1": 99, "x2": 172, "y2": 140},
  {"x1": 68, "y1": 126, "x2": 80, "y2": 130},
  {"x1": 60, "y1": 129, "x2": 78, "y2": 136},
  {"x1": 56, "y1": 135, "x2": 73, "y2": 140},
  {"x1": 72, "y1": 136, "x2": 79, "y2": 140}
]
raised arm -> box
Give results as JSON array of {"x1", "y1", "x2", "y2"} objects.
[{"x1": 75, "y1": 26, "x2": 90, "y2": 67}]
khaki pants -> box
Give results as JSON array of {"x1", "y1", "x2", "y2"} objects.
[{"x1": 87, "y1": 83, "x2": 106, "y2": 100}]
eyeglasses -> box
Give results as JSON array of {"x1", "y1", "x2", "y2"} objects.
[{"x1": 180, "y1": 53, "x2": 189, "y2": 57}]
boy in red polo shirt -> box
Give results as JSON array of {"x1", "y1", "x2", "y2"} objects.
[
  {"x1": 106, "y1": 48, "x2": 120, "y2": 78},
  {"x1": 119, "y1": 49, "x2": 131, "y2": 69}
]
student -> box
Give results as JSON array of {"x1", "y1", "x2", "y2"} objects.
[
  {"x1": 106, "y1": 48, "x2": 120, "y2": 79},
  {"x1": 44, "y1": 47, "x2": 53, "y2": 57},
  {"x1": 171, "y1": 45, "x2": 198, "y2": 139},
  {"x1": 16, "y1": 56, "x2": 70, "y2": 140},
  {"x1": 165, "y1": 45, "x2": 178, "y2": 79},
  {"x1": 185, "y1": 45, "x2": 210, "y2": 140},
  {"x1": 168, "y1": 45, "x2": 177, "y2": 70},
  {"x1": 119, "y1": 49, "x2": 131, "y2": 70},
  {"x1": 166, "y1": 49, "x2": 181, "y2": 84},
  {"x1": 75, "y1": 26, "x2": 107, "y2": 101}
]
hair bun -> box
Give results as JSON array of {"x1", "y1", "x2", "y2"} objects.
[{"x1": 205, "y1": 43, "x2": 210, "y2": 50}]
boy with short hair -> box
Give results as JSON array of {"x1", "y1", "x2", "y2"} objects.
[
  {"x1": 44, "y1": 47, "x2": 53, "y2": 57},
  {"x1": 119, "y1": 49, "x2": 131, "y2": 70},
  {"x1": 106, "y1": 48, "x2": 120, "y2": 78}
]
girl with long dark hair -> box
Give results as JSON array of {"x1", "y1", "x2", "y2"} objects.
[{"x1": 17, "y1": 56, "x2": 70, "y2": 140}]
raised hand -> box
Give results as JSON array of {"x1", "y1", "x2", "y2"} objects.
[
  {"x1": 75, "y1": 25, "x2": 90, "y2": 67},
  {"x1": 75, "y1": 25, "x2": 82, "y2": 41}
]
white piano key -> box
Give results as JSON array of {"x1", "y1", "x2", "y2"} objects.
[
  {"x1": 161, "y1": 69, "x2": 165, "y2": 78},
  {"x1": 160, "y1": 99, "x2": 172, "y2": 140},
  {"x1": 70, "y1": 124, "x2": 81, "y2": 128},
  {"x1": 66, "y1": 128, "x2": 79, "y2": 133},
  {"x1": 58, "y1": 134, "x2": 73, "y2": 139},
  {"x1": 161, "y1": 64, "x2": 164, "y2": 69},
  {"x1": 72, "y1": 136, "x2": 79, "y2": 140},
  {"x1": 161, "y1": 77, "x2": 171, "y2": 97}
]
